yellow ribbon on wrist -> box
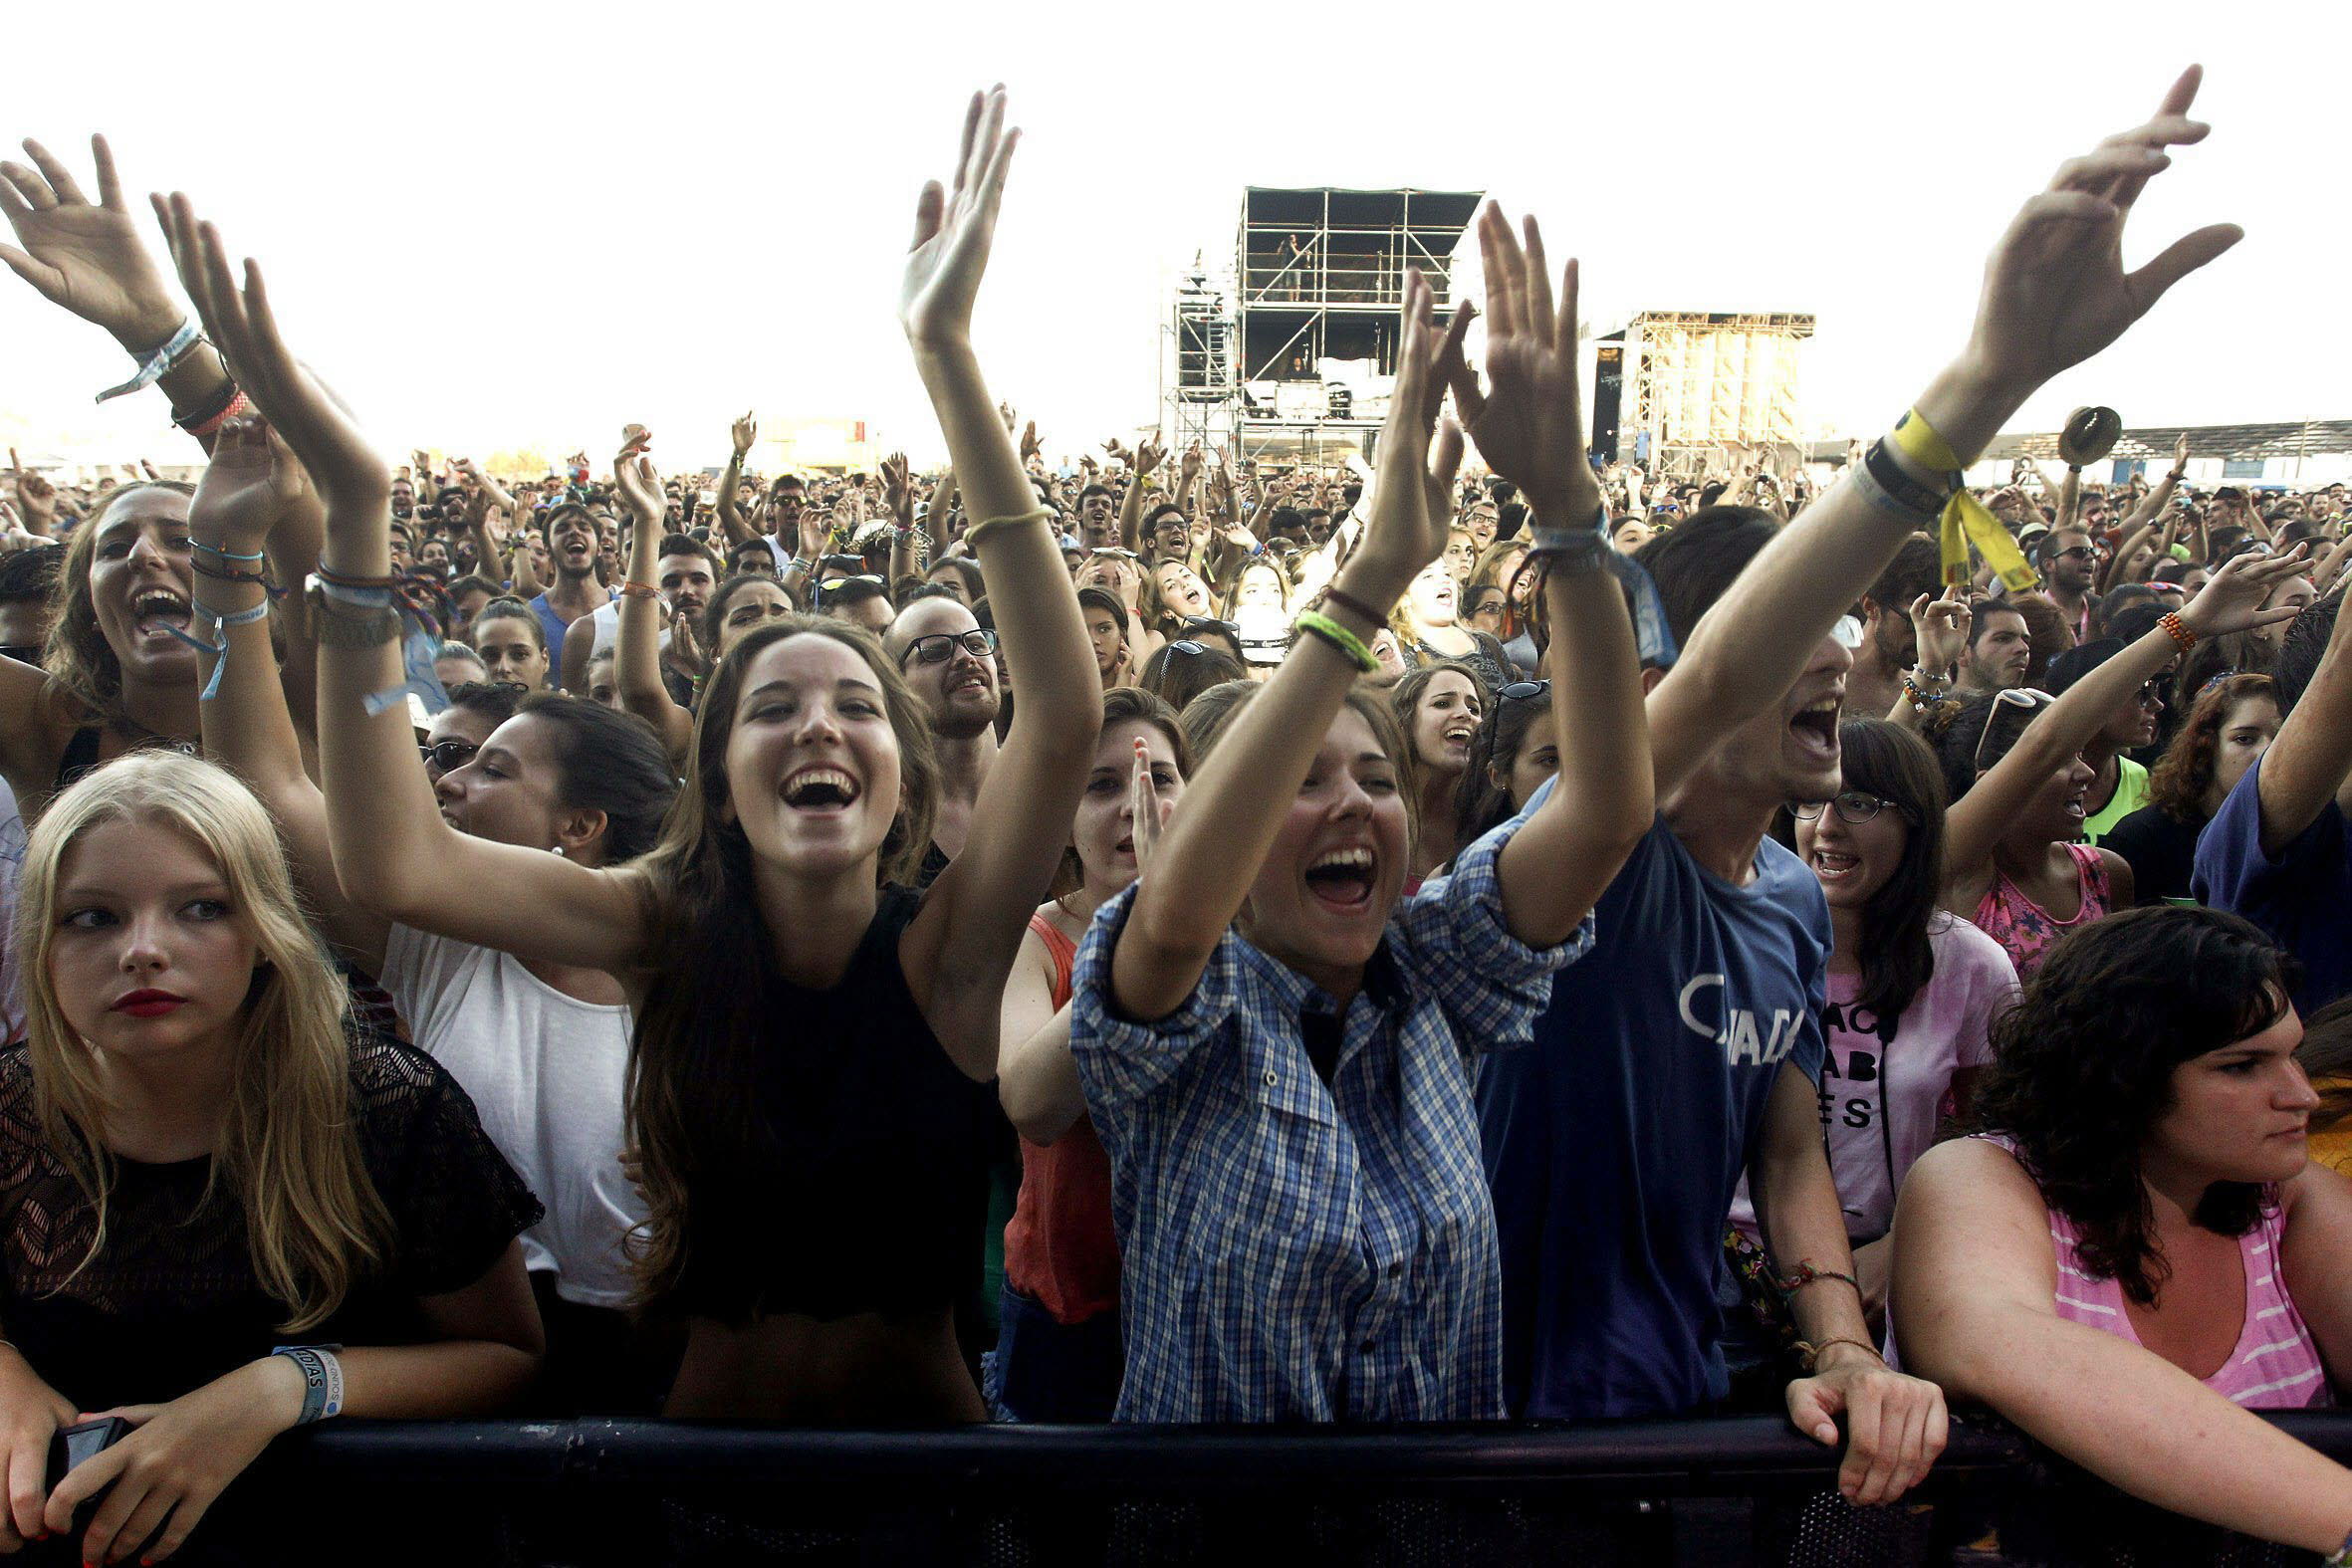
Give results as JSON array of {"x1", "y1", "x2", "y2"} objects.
[{"x1": 1894, "y1": 408, "x2": 2040, "y2": 594}]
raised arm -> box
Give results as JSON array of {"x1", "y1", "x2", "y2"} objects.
[
  {"x1": 714, "y1": 413, "x2": 756, "y2": 547},
  {"x1": 1644, "y1": 67, "x2": 2244, "y2": 799},
  {"x1": 1444, "y1": 211, "x2": 1651, "y2": 945},
  {"x1": 1110, "y1": 271, "x2": 1460, "y2": 1023},
  {"x1": 889, "y1": 90, "x2": 1099, "y2": 1080},
  {"x1": 0, "y1": 136, "x2": 237, "y2": 448},
  {"x1": 181, "y1": 413, "x2": 388, "y2": 971},
  {"x1": 2255, "y1": 579, "x2": 2352, "y2": 856},
  {"x1": 156, "y1": 193, "x2": 649, "y2": 975},
  {"x1": 1117, "y1": 435, "x2": 1163, "y2": 555},
  {"x1": 1895, "y1": 1137, "x2": 2352, "y2": 1553},
  {"x1": 1945, "y1": 550, "x2": 2308, "y2": 880},
  {"x1": 611, "y1": 440, "x2": 695, "y2": 765}
]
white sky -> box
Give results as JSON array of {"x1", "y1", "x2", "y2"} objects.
[{"x1": 2, "y1": 0, "x2": 2343, "y2": 471}]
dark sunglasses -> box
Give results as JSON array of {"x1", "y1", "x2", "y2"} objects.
[
  {"x1": 1790, "y1": 791, "x2": 1917, "y2": 826},
  {"x1": 2051, "y1": 545, "x2": 2098, "y2": 562},
  {"x1": 1500, "y1": 680, "x2": 1552, "y2": 703},
  {"x1": 419, "y1": 739, "x2": 479, "y2": 773},
  {"x1": 1181, "y1": 617, "x2": 1240, "y2": 639},
  {"x1": 901, "y1": 628, "x2": 999, "y2": 665}
]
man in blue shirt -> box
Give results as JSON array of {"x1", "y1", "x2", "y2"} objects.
[
  {"x1": 1476, "y1": 61, "x2": 2244, "y2": 1507},
  {"x1": 2196, "y1": 588, "x2": 2352, "y2": 1009}
]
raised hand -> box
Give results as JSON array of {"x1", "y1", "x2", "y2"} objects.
[
  {"x1": 1020, "y1": 419, "x2": 1042, "y2": 463},
  {"x1": 1128, "y1": 734, "x2": 1169, "y2": 873},
  {"x1": 1908, "y1": 586, "x2": 1971, "y2": 677},
  {"x1": 1179, "y1": 444, "x2": 1203, "y2": 483},
  {"x1": 7, "y1": 449, "x2": 56, "y2": 534},
  {"x1": 1345, "y1": 269, "x2": 1464, "y2": 597},
  {"x1": 1447, "y1": 205, "x2": 1599, "y2": 522},
  {"x1": 2172, "y1": 430, "x2": 2191, "y2": 473},
  {"x1": 1134, "y1": 433, "x2": 1167, "y2": 478},
  {"x1": 1964, "y1": 66, "x2": 2240, "y2": 398},
  {"x1": 613, "y1": 440, "x2": 663, "y2": 523},
  {"x1": 881, "y1": 452, "x2": 912, "y2": 517},
  {"x1": 731, "y1": 410, "x2": 757, "y2": 459},
  {"x1": 2177, "y1": 545, "x2": 2313, "y2": 638},
  {"x1": 190, "y1": 414, "x2": 320, "y2": 555},
  {"x1": 900, "y1": 88, "x2": 1019, "y2": 351},
  {"x1": 153, "y1": 192, "x2": 388, "y2": 510},
  {"x1": 0, "y1": 135, "x2": 183, "y2": 348}
]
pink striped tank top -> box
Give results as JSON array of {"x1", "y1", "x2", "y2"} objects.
[
  {"x1": 1972, "y1": 842, "x2": 2113, "y2": 983},
  {"x1": 1981, "y1": 1134, "x2": 2329, "y2": 1409}
]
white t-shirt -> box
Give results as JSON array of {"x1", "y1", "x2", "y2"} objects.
[
  {"x1": 380, "y1": 924, "x2": 643, "y2": 1306},
  {"x1": 1731, "y1": 914, "x2": 2016, "y2": 1243},
  {"x1": 583, "y1": 596, "x2": 667, "y2": 659}
]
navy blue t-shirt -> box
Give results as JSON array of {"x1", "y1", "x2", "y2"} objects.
[
  {"x1": 1477, "y1": 792, "x2": 1829, "y2": 1419},
  {"x1": 2194, "y1": 753, "x2": 2352, "y2": 1012}
]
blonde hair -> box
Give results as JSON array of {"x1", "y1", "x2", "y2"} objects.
[{"x1": 14, "y1": 752, "x2": 391, "y2": 1332}]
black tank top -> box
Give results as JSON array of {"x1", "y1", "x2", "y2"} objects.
[{"x1": 672, "y1": 886, "x2": 1010, "y2": 1322}]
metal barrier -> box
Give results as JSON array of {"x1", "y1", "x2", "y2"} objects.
[{"x1": 162, "y1": 1413, "x2": 2352, "y2": 1566}]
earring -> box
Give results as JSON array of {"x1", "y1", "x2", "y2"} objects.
[{"x1": 551, "y1": 845, "x2": 566, "y2": 857}]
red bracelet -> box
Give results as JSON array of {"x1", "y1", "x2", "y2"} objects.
[
  {"x1": 2159, "y1": 611, "x2": 2199, "y2": 651},
  {"x1": 184, "y1": 388, "x2": 251, "y2": 442},
  {"x1": 1321, "y1": 586, "x2": 1388, "y2": 628}
]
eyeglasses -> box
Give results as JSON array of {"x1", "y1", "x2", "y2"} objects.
[
  {"x1": 1973, "y1": 687, "x2": 2055, "y2": 774},
  {"x1": 901, "y1": 627, "x2": 999, "y2": 666},
  {"x1": 419, "y1": 739, "x2": 479, "y2": 773},
  {"x1": 1790, "y1": 791, "x2": 1917, "y2": 826},
  {"x1": 1499, "y1": 680, "x2": 1552, "y2": 703},
  {"x1": 2051, "y1": 546, "x2": 2098, "y2": 562}
]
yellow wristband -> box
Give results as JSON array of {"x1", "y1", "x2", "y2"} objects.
[
  {"x1": 1294, "y1": 611, "x2": 1378, "y2": 673},
  {"x1": 1890, "y1": 408, "x2": 1965, "y2": 475}
]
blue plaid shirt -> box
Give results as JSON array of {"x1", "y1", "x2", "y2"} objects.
[{"x1": 1069, "y1": 807, "x2": 1587, "y2": 1423}]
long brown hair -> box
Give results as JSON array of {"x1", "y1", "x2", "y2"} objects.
[
  {"x1": 14, "y1": 752, "x2": 391, "y2": 1331},
  {"x1": 44, "y1": 482, "x2": 196, "y2": 720},
  {"x1": 625, "y1": 617, "x2": 940, "y2": 1306},
  {"x1": 2146, "y1": 673, "x2": 2274, "y2": 823}
]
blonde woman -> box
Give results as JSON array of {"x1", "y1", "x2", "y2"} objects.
[{"x1": 0, "y1": 753, "x2": 542, "y2": 1564}]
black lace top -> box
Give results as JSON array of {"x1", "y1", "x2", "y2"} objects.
[{"x1": 0, "y1": 1032, "x2": 543, "y2": 1411}]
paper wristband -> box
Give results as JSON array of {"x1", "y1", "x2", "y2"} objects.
[
  {"x1": 96, "y1": 320, "x2": 200, "y2": 404},
  {"x1": 1891, "y1": 409, "x2": 2042, "y2": 594}
]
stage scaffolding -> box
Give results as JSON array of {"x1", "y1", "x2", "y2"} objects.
[
  {"x1": 1161, "y1": 187, "x2": 1481, "y2": 468},
  {"x1": 1602, "y1": 311, "x2": 1816, "y2": 480}
]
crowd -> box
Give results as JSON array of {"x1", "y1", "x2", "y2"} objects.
[{"x1": 0, "y1": 68, "x2": 2346, "y2": 1567}]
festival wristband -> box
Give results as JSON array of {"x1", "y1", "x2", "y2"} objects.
[
  {"x1": 1881, "y1": 410, "x2": 2041, "y2": 594},
  {"x1": 271, "y1": 1345, "x2": 345, "y2": 1424},
  {"x1": 164, "y1": 598, "x2": 271, "y2": 702},
  {"x1": 96, "y1": 319, "x2": 202, "y2": 404},
  {"x1": 1294, "y1": 611, "x2": 1378, "y2": 673}
]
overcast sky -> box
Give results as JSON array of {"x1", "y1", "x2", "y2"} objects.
[{"x1": 2, "y1": 0, "x2": 2341, "y2": 471}]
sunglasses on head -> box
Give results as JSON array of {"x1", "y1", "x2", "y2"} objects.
[
  {"x1": 1973, "y1": 687, "x2": 2056, "y2": 774},
  {"x1": 1790, "y1": 790, "x2": 1917, "y2": 826},
  {"x1": 1181, "y1": 617, "x2": 1240, "y2": 639},
  {"x1": 1499, "y1": 680, "x2": 1552, "y2": 703},
  {"x1": 901, "y1": 627, "x2": 998, "y2": 665}
]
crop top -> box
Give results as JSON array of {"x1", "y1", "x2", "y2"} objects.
[{"x1": 666, "y1": 885, "x2": 1011, "y2": 1323}]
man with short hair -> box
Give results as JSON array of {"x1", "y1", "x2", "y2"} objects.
[
  {"x1": 1956, "y1": 598, "x2": 2032, "y2": 694},
  {"x1": 1075, "y1": 484, "x2": 1118, "y2": 553},
  {"x1": 526, "y1": 503, "x2": 607, "y2": 655},
  {"x1": 884, "y1": 596, "x2": 1002, "y2": 888},
  {"x1": 0, "y1": 544, "x2": 63, "y2": 663},
  {"x1": 1847, "y1": 534, "x2": 1943, "y2": 719},
  {"x1": 821, "y1": 575, "x2": 894, "y2": 633},
  {"x1": 2037, "y1": 526, "x2": 2100, "y2": 641}
]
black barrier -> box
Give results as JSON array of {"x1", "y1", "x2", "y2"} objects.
[{"x1": 105, "y1": 1413, "x2": 2352, "y2": 1566}]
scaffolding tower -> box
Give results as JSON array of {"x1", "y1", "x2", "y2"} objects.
[
  {"x1": 1162, "y1": 187, "x2": 1481, "y2": 467},
  {"x1": 1605, "y1": 311, "x2": 1816, "y2": 479}
]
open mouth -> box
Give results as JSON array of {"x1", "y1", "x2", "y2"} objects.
[
  {"x1": 782, "y1": 767, "x2": 861, "y2": 811},
  {"x1": 131, "y1": 586, "x2": 193, "y2": 643},
  {"x1": 1441, "y1": 723, "x2": 1477, "y2": 753},
  {"x1": 1788, "y1": 696, "x2": 1840, "y2": 759},
  {"x1": 1811, "y1": 849, "x2": 1860, "y2": 884},
  {"x1": 2062, "y1": 789, "x2": 2087, "y2": 821},
  {"x1": 950, "y1": 670, "x2": 991, "y2": 698},
  {"x1": 1303, "y1": 845, "x2": 1377, "y2": 910}
]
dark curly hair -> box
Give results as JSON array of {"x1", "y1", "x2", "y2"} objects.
[
  {"x1": 2144, "y1": 673, "x2": 2275, "y2": 823},
  {"x1": 1968, "y1": 906, "x2": 2301, "y2": 1305}
]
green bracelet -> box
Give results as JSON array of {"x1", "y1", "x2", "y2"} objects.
[{"x1": 1294, "y1": 611, "x2": 1377, "y2": 673}]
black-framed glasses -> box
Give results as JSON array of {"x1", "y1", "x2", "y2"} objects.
[
  {"x1": 1974, "y1": 687, "x2": 2055, "y2": 774},
  {"x1": 1790, "y1": 791, "x2": 1917, "y2": 826},
  {"x1": 901, "y1": 628, "x2": 999, "y2": 666},
  {"x1": 1500, "y1": 680, "x2": 1552, "y2": 703},
  {"x1": 2051, "y1": 545, "x2": 2097, "y2": 562},
  {"x1": 419, "y1": 739, "x2": 479, "y2": 773}
]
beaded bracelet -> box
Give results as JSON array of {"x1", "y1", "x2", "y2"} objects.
[{"x1": 2159, "y1": 610, "x2": 2199, "y2": 651}]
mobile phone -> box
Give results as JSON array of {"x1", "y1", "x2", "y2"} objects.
[{"x1": 47, "y1": 1416, "x2": 128, "y2": 1495}]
